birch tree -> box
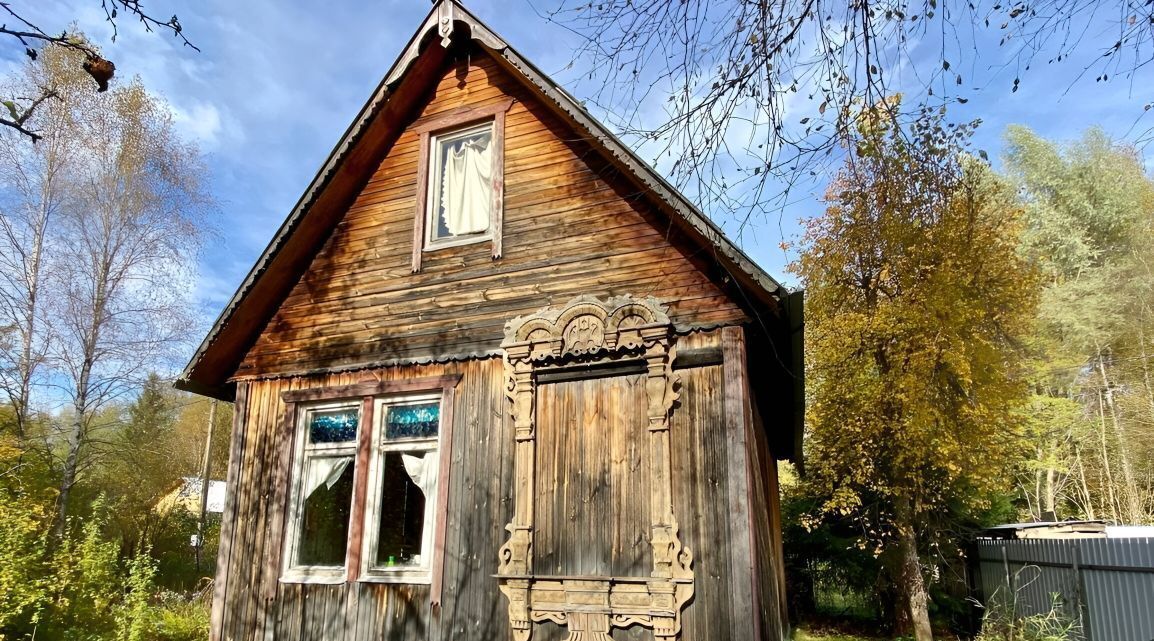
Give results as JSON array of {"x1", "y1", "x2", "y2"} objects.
[
  {"x1": 794, "y1": 105, "x2": 1038, "y2": 640},
  {"x1": 0, "y1": 47, "x2": 91, "y2": 440},
  {"x1": 48, "y1": 68, "x2": 208, "y2": 536},
  {"x1": 0, "y1": 43, "x2": 209, "y2": 535}
]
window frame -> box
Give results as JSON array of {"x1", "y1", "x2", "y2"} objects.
[
  {"x1": 281, "y1": 400, "x2": 363, "y2": 584},
  {"x1": 424, "y1": 121, "x2": 496, "y2": 251},
  {"x1": 272, "y1": 375, "x2": 460, "y2": 602},
  {"x1": 359, "y1": 393, "x2": 444, "y2": 584},
  {"x1": 410, "y1": 99, "x2": 514, "y2": 272}
]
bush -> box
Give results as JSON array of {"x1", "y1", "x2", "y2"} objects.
[
  {"x1": 975, "y1": 591, "x2": 1078, "y2": 641},
  {"x1": 148, "y1": 588, "x2": 211, "y2": 641},
  {"x1": 0, "y1": 495, "x2": 206, "y2": 641},
  {"x1": 0, "y1": 489, "x2": 51, "y2": 635}
]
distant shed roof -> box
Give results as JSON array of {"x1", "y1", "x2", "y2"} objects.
[{"x1": 979, "y1": 521, "x2": 1109, "y2": 540}]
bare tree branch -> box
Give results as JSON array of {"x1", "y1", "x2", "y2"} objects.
[
  {"x1": 0, "y1": 88, "x2": 59, "y2": 141},
  {"x1": 0, "y1": 0, "x2": 198, "y2": 142},
  {"x1": 545, "y1": 0, "x2": 1154, "y2": 226}
]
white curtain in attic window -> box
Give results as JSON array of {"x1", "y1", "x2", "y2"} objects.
[
  {"x1": 401, "y1": 453, "x2": 438, "y2": 499},
  {"x1": 440, "y1": 137, "x2": 492, "y2": 235},
  {"x1": 304, "y1": 456, "x2": 353, "y2": 498}
]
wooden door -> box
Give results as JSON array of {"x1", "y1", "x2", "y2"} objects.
[{"x1": 533, "y1": 372, "x2": 652, "y2": 577}]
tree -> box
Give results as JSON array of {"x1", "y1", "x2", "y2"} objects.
[
  {"x1": 0, "y1": 42, "x2": 211, "y2": 536},
  {"x1": 792, "y1": 104, "x2": 1038, "y2": 640},
  {"x1": 1004, "y1": 126, "x2": 1154, "y2": 523},
  {"x1": 0, "y1": 1, "x2": 197, "y2": 141},
  {"x1": 0, "y1": 44, "x2": 93, "y2": 440},
  {"x1": 547, "y1": 0, "x2": 1154, "y2": 222},
  {"x1": 99, "y1": 374, "x2": 181, "y2": 548},
  {"x1": 47, "y1": 57, "x2": 210, "y2": 536}
]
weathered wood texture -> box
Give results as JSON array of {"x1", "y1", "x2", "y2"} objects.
[
  {"x1": 750, "y1": 395, "x2": 790, "y2": 639},
  {"x1": 213, "y1": 329, "x2": 782, "y2": 641},
  {"x1": 721, "y1": 326, "x2": 757, "y2": 640},
  {"x1": 236, "y1": 48, "x2": 747, "y2": 379},
  {"x1": 534, "y1": 373, "x2": 652, "y2": 577},
  {"x1": 667, "y1": 330, "x2": 742, "y2": 641},
  {"x1": 213, "y1": 359, "x2": 515, "y2": 641}
]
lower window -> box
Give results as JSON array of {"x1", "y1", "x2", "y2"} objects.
[
  {"x1": 362, "y1": 396, "x2": 441, "y2": 581},
  {"x1": 282, "y1": 393, "x2": 444, "y2": 584}
]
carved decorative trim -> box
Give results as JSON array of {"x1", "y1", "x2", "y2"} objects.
[
  {"x1": 497, "y1": 295, "x2": 694, "y2": 641},
  {"x1": 386, "y1": 1, "x2": 510, "y2": 87}
]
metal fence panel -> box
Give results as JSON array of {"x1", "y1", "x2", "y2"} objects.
[{"x1": 973, "y1": 538, "x2": 1154, "y2": 641}]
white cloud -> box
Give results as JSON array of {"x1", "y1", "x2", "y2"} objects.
[{"x1": 171, "y1": 100, "x2": 225, "y2": 149}]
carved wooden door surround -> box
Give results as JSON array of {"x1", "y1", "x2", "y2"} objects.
[{"x1": 496, "y1": 295, "x2": 694, "y2": 641}]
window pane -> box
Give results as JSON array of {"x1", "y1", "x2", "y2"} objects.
[
  {"x1": 432, "y1": 127, "x2": 492, "y2": 241},
  {"x1": 385, "y1": 402, "x2": 439, "y2": 440},
  {"x1": 297, "y1": 456, "x2": 355, "y2": 567},
  {"x1": 374, "y1": 451, "x2": 436, "y2": 568},
  {"x1": 309, "y1": 408, "x2": 358, "y2": 444}
]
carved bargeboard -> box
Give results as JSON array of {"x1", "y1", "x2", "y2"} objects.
[{"x1": 496, "y1": 295, "x2": 694, "y2": 641}]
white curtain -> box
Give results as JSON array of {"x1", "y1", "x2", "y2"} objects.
[
  {"x1": 304, "y1": 456, "x2": 353, "y2": 498},
  {"x1": 440, "y1": 138, "x2": 491, "y2": 235},
  {"x1": 401, "y1": 453, "x2": 438, "y2": 500}
]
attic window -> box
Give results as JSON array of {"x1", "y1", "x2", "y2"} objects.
[
  {"x1": 410, "y1": 99, "x2": 513, "y2": 272},
  {"x1": 426, "y1": 122, "x2": 494, "y2": 247}
]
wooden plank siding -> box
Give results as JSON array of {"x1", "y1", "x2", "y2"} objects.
[
  {"x1": 213, "y1": 328, "x2": 778, "y2": 641},
  {"x1": 533, "y1": 373, "x2": 652, "y2": 578},
  {"x1": 750, "y1": 395, "x2": 790, "y2": 640},
  {"x1": 213, "y1": 359, "x2": 513, "y2": 641},
  {"x1": 668, "y1": 330, "x2": 742, "y2": 641},
  {"x1": 236, "y1": 48, "x2": 748, "y2": 379}
]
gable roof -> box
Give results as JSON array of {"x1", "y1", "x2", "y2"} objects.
[{"x1": 177, "y1": 0, "x2": 789, "y2": 401}]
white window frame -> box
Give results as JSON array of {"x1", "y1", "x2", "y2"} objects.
[
  {"x1": 359, "y1": 393, "x2": 444, "y2": 584},
  {"x1": 424, "y1": 121, "x2": 496, "y2": 251},
  {"x1": 281, "y1": 401, "x2": 361, "y2": 584}
]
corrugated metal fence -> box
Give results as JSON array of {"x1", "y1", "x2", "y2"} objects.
[{"x1": 973, "y1": 538, "x2": 1154, "y2": 641}]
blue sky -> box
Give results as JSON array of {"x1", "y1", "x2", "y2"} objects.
[{"x1": 2, "y1": 0, "x2": 1151, "y2": 358}]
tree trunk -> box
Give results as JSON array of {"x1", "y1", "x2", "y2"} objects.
[
  {"x1": 53, "y1": 277, "x2": 103, "y2": 539},
  {"x1": 1096, "y1": 389, "x2": 1119, "y2": 523},
  {"x1": 1074, "y1": 445, "x2": 1095, "y2": 520},
  {"x1": 1033, "y1": 449, "x2": 1043, "y2": 520},
  {"x1": 2, "y1": 190, "x2": 52, "y2": 440},
  {"x1": 1044, "y1": 466, "x2": 1057, "y2": 520},
  {"x1": 1139, "y1": 325, "x2": 1154, "y2": 425},
  {"x1": 898, "y1": 525, "x2": 934, "y2": 641},
  {"x1": 53, "y1": 363, "x2": 91, "y2": 539},
  {"x1": 1096, "y1": 348, "x2": 1141, "y2": 522}
]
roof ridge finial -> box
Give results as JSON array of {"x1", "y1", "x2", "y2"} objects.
[{"x1": 436, "y1": 0, "x2": 455, "y2": 48}]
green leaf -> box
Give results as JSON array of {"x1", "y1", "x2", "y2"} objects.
[{"x1": 2, "y1": 101, "x2": 19, "y2": 121}]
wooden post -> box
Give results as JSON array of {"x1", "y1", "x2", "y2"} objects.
[{"x1": 197, "y1": 399, "x2": 219, "y2": 573}]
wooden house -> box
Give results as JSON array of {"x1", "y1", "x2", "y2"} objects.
[{"x1": 177, "y1": 2, "x2": 804, "y2": 640}]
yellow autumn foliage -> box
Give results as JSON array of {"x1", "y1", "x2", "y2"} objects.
[{"x1": 793, "y1": 105, "x2": 1039, "y2": 538}]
